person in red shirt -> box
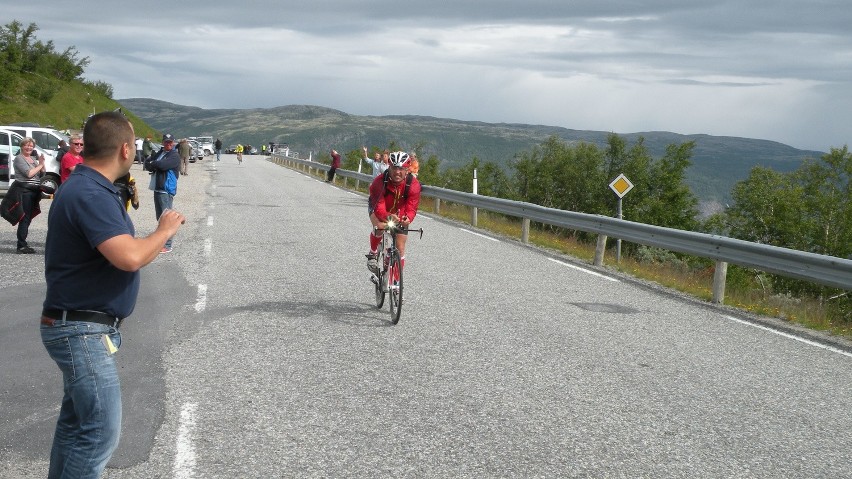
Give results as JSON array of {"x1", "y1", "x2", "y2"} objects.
[
  {"x1": 366, "y1": 151, "x2": 422, "y2": 273},
  {"x1": 60, "y1": 134, "x2": 84, "y2": 184},
  {"x1": 326, "y1": 148, "x2": 342, "y2": 182}
]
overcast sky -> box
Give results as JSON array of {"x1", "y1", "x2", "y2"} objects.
[{"x1": 12, "y1": 1, "x2": 852, "y2": 151}]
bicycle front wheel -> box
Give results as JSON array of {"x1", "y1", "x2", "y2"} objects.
[{"x1": 388, "y1": 251, "x2": 403, "y2": 324}]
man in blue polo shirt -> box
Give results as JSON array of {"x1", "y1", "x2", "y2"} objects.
[{"x1": 41, "y1": 111, "x2": 186, "y2": 479}]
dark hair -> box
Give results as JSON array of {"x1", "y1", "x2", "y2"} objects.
[{"x1": 83, "y1": 111, "x2": 134, "y2": 160}]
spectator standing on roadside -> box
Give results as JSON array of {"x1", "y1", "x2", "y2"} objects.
[
  {"x1": 5, "y1": 137, "x2": 46, "y2": 254},
  {"x1": 40, "y1": 111, "x2": 185, "y2": 479},
  {"x1": 60, "y1": 134, "x2": 85, "y2": 183},
  {"x1": 141, "y1": 135, "x2": 153, "y2": 161},
  {"x1": 58, "y1": 139, "x2": 70, "y2": 159},
  {"x1": 135, "y1": 137, "x2": 143, "y2": 164},
  {"x1": 143, "y1": 133, "x2": 181, "y2": 253},
  {"x1": 326, "y1": 149, "x2": 341, "y2": 183},
  {"x1": 409, "y1": 151, "x2": 420, "y2": 177},
  {"x1": 177, "y1": 138, "x2": 191, "y2": 176},
  {"x1": 361, "y1": 146, "x2": 389, "y2": 178},
  {"x1": 214, "y1": 138, "x2": 222, "y2": 161},
  {"x1": 235, "y1": 144, "x2": 243, "y2": 164}
]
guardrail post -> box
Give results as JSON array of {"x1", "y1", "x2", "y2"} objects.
[
  {"x1": 522, "y1": 218, "x2": 530, "y2": 244},
  {"x1": 712, "y1": 261, "x2": 728, "y2": 304},
  {"x1": 594, "y1": 235, "x2": 607, "y2": 266},
  {"x1": 472, "y1": 207, "x2": 478, "y2": 227},
  {"x1": 435, "y1": 198, "x2": 441, "y2": 215}
]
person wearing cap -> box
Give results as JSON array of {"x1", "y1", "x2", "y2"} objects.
[{"x1": 143, "y1": 133, "x2": 181, "y2": 253}]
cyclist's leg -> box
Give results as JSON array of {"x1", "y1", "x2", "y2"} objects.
[
  {"x1": 367, "y1": 212, "x2": 383, "y2": 272},
  {"x1": 394, "y1": 233, "x2": 408, "y2": 281},
  {"x1": 368, "y1": 212, "x2": 383, "y2": 251}
]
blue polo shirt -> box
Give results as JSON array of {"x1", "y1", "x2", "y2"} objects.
[{"x1": 43, "y1": 164, "x2": 140, "y2": 319}]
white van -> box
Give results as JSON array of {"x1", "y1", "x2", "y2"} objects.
[
  {"x1": 0, "y1": 129, "x2": 61, "y2": 192},
  {"x1": 0, "y1": 125, "x2": 67, "y2": 191}
]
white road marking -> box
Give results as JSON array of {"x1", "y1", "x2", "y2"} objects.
[
  {"x1": 172, "y1": 402, "x2": 198, "y2": 479},
  {"x1": 194, "y1": 284, "x2": 208, "y2": 313},
  {"x1": 203, "y1": 238, "x2": 212, "y2": 256},
  {"x1": 207, "y1": 216, "x2": 214, "y2": 226},
  {"x1": 460, "y1": 228, "x2": 499, "y2": 242},
  {"x1": 724, "y1": 315, "x2": 852, "y2": 359},
  {"x1": 548, "y1": 258, "x2": 620, "y2": 282}
]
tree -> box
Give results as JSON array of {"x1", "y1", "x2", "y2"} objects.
[
  {"x1": 637, "y1": 141, "x2": 699, "y2": 230},
  {"x1": 725, "y1": 166, "x2": 802, "y2": 246},
  {"x1": 0, "y1": 20, "x2": 93, "y2": 102},
  {"x1": 790, "y1": 146, "x2": 852, "y2": 258},
  {"x1": 416, "y1": 154, "x2": 440, "y2": 186}
]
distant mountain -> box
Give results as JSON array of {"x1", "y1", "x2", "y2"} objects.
[{"x1": 118, "y1": 98, "x2": 825, "y2": 210}]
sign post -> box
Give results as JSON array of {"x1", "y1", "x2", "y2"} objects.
[
  {"x1": 608, "y1": 173, "x2": 634, "y2": 263},
  {"x1": 472, "y1": 169, "x2": 478, "y2": 227}
]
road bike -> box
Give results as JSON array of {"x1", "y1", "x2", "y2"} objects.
[{"x1": 370, "y1": 219, "x2": 423, "y2": 324}]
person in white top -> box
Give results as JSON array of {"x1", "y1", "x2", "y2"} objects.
[
  {"x1": 134, "y1": 137, "x2": 143, "y2": 164},
  {"x1": 362, "y1": 147, "x2": 389, "y2": 178}
]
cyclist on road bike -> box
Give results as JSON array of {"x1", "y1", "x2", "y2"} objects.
[{"x1": 366, "y1": 151, "x2": 422, "y2": 273}]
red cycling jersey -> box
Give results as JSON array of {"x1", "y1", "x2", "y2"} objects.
[{"x1": 368, "y1": 172, "x2": 421, "y2": 222}]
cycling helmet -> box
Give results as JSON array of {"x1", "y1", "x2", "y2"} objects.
[{"x1": 388, "y1": 151, "x2": 411, "y2": 168}]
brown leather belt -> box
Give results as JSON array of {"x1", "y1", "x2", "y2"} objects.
[{"x1": 41, "y1": 309, "x2": 122, "y2": 328}]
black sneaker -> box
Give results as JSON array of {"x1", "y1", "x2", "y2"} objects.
[{"x1": 17, "y1": 246, "x2": 35, "y2": 254}]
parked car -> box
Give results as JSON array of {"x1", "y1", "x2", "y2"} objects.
[
  {"x1": 226, "y1": 145, "x2": 237, "y2": 154},
  {"x1": 190, "y1": 136, "x2": 214, "y2": 156},
  {"x1": 0, "y1": 128, "x2": 61, "y2": 192},
  {"x1": 187, "y1": 140, "x2": 204, "y2": 162}
]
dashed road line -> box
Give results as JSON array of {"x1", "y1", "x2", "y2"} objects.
[
  {"x1": 460, "y1": 228, "x2": 499, "y2": 242},
  {"x1": 172, "y1": 402, "x2": 198, "y2": 479},
  {"x1": 194, "y1": 284, "x2": 207, "y2": 313},
  {"x1": 548, "y1": 257, "x2": 619, "y2": 282},
  {"x1": 724, "y1": 315, "x2": 852, "y2": 359}
]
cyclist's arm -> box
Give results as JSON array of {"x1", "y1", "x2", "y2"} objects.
[
  {"x1": 368, "y1": 176, "x2": 389, "y2": 222},
  {"x1": 399, "y1": 180, "x2": 422, "y2": 225}
]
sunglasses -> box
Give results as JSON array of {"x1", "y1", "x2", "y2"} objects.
[{"x1": 72, "y1": 142, "x2": 83, "y2": 146}]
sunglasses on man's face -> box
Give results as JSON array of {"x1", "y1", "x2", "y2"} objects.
[{"x1": 72, "y1": 142, "x2": 83, "y2": 146}]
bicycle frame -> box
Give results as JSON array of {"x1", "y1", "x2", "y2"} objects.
[{"x1": 371, "y1": 220, "x2": 423, "y2": 324}]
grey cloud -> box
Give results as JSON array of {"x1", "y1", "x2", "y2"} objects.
[{"x1": 8, "y1": 0, "x2": 852, "y2": 151}]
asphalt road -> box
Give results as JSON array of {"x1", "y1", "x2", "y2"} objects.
[{"x1": 1, "y1": 155, "x2": 851, "y2": 478}]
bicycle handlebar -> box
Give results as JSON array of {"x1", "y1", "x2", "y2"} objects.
[{"x1": 374, "y1": 225, "x2": 424, "y2": 239}]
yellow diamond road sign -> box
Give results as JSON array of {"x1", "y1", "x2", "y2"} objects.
[{"x1": 609, "y1": 173, "x2": 634, "y2": 198}]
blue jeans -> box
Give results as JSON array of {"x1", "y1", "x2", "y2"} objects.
[
  {"x1": 216, "y1": 149, "x2": 221, "y2": 161},
  {"x1": 154, "y1": 191, "x2": 174, "y2": 248},
  {"x1": 41, "y1": 321, "x2": 122, "y2": 479}
]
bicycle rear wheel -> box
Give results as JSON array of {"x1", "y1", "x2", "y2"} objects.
[
  {"x1": 374, "y1": 249, "x2": 386, "y2": 308},
  {"x1": 388, "y1": 251, "x2": 403, "y2": 324}
]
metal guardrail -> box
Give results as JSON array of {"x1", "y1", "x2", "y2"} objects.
[{"x1": 270, "y1": 154, "x2": 852, "y2": 297}]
